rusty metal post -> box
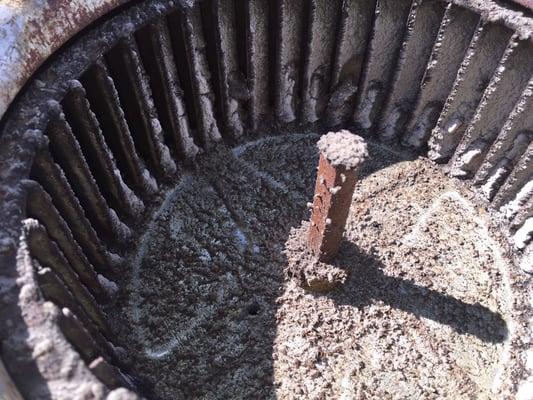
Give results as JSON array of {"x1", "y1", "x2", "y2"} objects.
[{"x1": 308, "y1": 130, "x2": 367, "y2": 261}]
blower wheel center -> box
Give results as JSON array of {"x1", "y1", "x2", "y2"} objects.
[{"x1": 111, "y1": 134, "x2": 522, "y2": 399}]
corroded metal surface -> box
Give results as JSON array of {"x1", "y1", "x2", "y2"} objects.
[
  {"x1": 308, "y1": 152, "x2": 359, "y2": 261},
  {"x1": 0, "y1": 0, "x2": 131, "y2": 119},
  {"x1": 308, "y1": 132, "x2": 367, "y2": 261},
  {"x1": 512, "y1": 0, "x2": 533, "y2": 11}
]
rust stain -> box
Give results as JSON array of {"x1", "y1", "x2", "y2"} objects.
[
  {"x1": 0, "y1": 0, "x2": 131, "y2": 119},
  {"x1": 308, "y1": 153, "x2": 359, "y2": 262}
]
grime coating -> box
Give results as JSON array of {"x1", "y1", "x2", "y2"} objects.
[
  {"x1": 108, "y1": 134, "x2": 528, "y2": 399},
  {"x1": 317, "y1": 130, "x2": 368, "y2": 170}
]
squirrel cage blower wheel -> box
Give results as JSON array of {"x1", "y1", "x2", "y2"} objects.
[{"x1": 0, "y1": 0, "x2": 532, "y2": 399}]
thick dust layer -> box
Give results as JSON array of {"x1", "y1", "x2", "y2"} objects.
[
  {"x1": 317, "y1": 130, "x2": 368, "y2": 169},
  {"x1": 111, "y1": 133, "x2": 521, "y2": 399}
]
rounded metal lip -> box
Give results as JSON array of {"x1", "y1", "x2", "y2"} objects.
[{"x1": 0, "y1": 0, "x2": 132, "y2": 120}]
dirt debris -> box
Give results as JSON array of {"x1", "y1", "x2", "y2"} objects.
[
  {"x1": 108, "y1": 133, "x2": 528, "y2": 399},
  {"x1": 284, "y1": 227, "x2": 348, "y2": 293},
  {"x1": 317, "y1": 130, "x2": 368, "y2": 170}
]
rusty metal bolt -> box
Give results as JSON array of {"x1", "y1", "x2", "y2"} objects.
[{"x1": 308, "y1": 130, "x2": 368, "y2": 262}]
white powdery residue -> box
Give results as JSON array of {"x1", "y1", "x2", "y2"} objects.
[
  {"x1": 142, "y1": 168, "x2": 158, "y2": 193},
  {"x1": 160, "y1": 145, "x2": 177, "y2": 173},
  {"x1": 501, "y1": 180, "x2": 533, "y2": 220},
  {"x1": 130, "y1": 176, "x2": 232, "y2": 359},
  {"x1": 430, "y1": 114, "x2": 463, "y2": 159},
  {"x1": 514, "y1": 218, "x2": 533, "y2": 250},
  {"x1": 461, "y1": 147, "x2": 483, "y2": 165},
  {"x1": 451, "y1": 147, "x2": 483, "y2": 177},
  {"x1": 285, "y1": 334, "x2": 309, "y2": 357},
  {"x1": 481, "y1": 164, "x2": 508, "y2": 199},
  {"x1": 516, "y1": 379, "x2": 533, "y2": 400},
  {"x1": 169, "y1": 215, "x2": 184, "y2": 241},
  {"x1": 113, "y1": 167, "x2": 144, "y2": 215},
  {"x1": 427, "y1": 194, "x2": 519, "y2": 396},
  {"x1": 317, "y1": 130, "x2": 368, "y2": 169},
  {"x1": 150, "y1": 117, "x2": 162, "y2": 134},
  {"x1": 234, "y1": 228, "x2": 248, "y2": 249},
  {"x1": 235, "y1": 156, "x2": 291, "y2": 194},
  {"x1": 520, "y1": 244, "x2": 533, "y2": 274},
  {"x1": 107, "y1": 251, "x2": 123, "y2": 268},
  {"x1": 526, "y1": 349, "x2": 533, "y2": 372},
  {"x1": 446, "y1": 117, "x2": 462, "y2": 135},
  {"x1": 245, "y1": 158, "x2": 308, "y2": 206},
  {"x1": 406, "y1": 104, "x2": 440, "y2": 148},
  {"x1": 152, "y1": 117, "x2": 176, "y2": 173},
  {"x1": 355, "y1": 86, "x2": 380, "y2": 130},
  {"x1": 97, "y1": 274, "x2": 118, "y2": 298},
  {"x1": 199, "y1": 248, "x2": 212, "y2": 263},
  {"x1": 403, "y1": 191, "x2": 510, "y2": 275},
  {"x1": 144, "y1": 305, "x2": 217, "y2": 360},
  {"x1": 232, "y1": 132, "x2": 319, "y2": 158},
  {"x1": 329, "y1": 186, "x2": 341, "y2": 195},
  {"x1": 129, "y1": 176, "x2": 193, "y2": 326},
  {"x1": 228, "y1": 98, "x2": 244, "y2": 137},
  {"x1": 402, "y1": 193, "x2": 452, "y2": 246},
  {"x1": 279, "y1": 67, "x2": 297, "y2": 122},
  {"x1": 108, "y1": 208, "x2": 132, "y2": 242}
]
